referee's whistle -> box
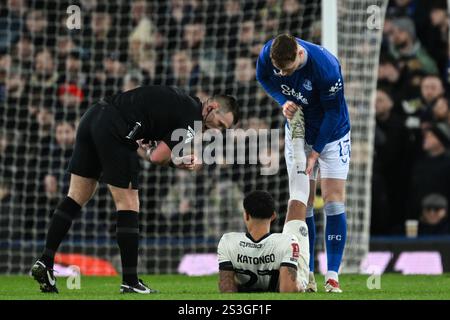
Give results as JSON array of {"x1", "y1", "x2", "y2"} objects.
[{"x1": 126, "y1": 122, "x2": 142, "y2": 140}]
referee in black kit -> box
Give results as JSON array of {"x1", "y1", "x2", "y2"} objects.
[{"x1": 31, "y1": 85, "x2": 239, "y2": 294}]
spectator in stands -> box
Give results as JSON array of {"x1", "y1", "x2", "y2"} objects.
[
  {"x1": 122, "y1": 72, "x2": 143, "y2": 92},
  {"x1": 387, "y1": 0, "x2": 416, "y2": 18},
  {"x1": 43, "y1": 174, "x2": 58, "y2": 200},
  {"x1": 279, "y1": 0, "x2": 304, "y2": 34},
  {"x1": 47, "y1": 121, "x2": 76, "y2": 195},
  {"x1": 128, "y1": 15, "x2": 156, "y2": 68},
  {"x1": 13, "y1": 36, "x2": 34, "y2": 71},
  {"x1": 93, "y1": 51, "x2": 126, "y2": 98},
  {"x1": 372, "y1": 88, "x2": 412, "y2": 234},
  {"x1": 131, "y1": 0, "x2": 151, "y2": 26},
  {"x1": 0, "y1": 178, "x2": 19, "y2": 239},
  {"x1": 401, "y1": 75, "x2": 445, "y2": 159},
  {"x1": 55, "y1": 35, "x2": 77, "y2": 71},
  {"x1": 388, "y1": 17, "x2": 439, "y2": 76},
  {"x1": 418, "y1": 194, "x2": 449, "y2": 235},
  {"x1": 262, "y1": 8, "x2": 280, "y2": 40},
  {"x1": 183, "y1": 21, "x2": 205, "y2": 52},
  {"x1": 0, "y1": 0, "x2": 26, "y2": 51},
  {"x1": 58, "y1": 48, "x2": 88, "y2": 87},
  {"x1": 52, "y1": 121, "x2": 76, "y2": 154},
  {"x1": 25, "y1": 9, "x2": 54, "y2": 49},
  {"x1": 232, "y1": 56, "x2": 258, "y2": 117},
  {"x1": 0, "y1": 51, "x2": 11, "y2": 73},
  {"x1": 83, "y1": 6, "x2": 127, "y2": 67},
  {"x1": 30, "y1": 48, "x2": 58, "y2": 93},
  {"x1": 431, "y1": 96, "x2": 450, "y2": 124},
  {"x1": 403, "y1": 75, "x2": 444, "y2": 123},
  {"x1": 170, "y1": 50, "x2": 200, "y2": 91},
  {"x1": 182, "y1": 20, "x2": 218, "y2": 80},
  {"x1": 4, "y1": 69, "x2": 24, "y2": 102},
  {"x1": 57, "y1": 83, "x2": 84, "y2": 121},
  {"x1": 155, "y1": 0, "x2": 198, "y2": 50},
  {"x1": 90, "y1": 9, "x2": 113, "y2": 51},
  {"x1": 35, "y1": 106, "x2": 54, "y2": 143},
  {"x1": 377, "y1": 55, "x2": 417, "y2": 105},
  {"x1": 408, "y1": 122, "x2": 450, "y2": 219},
  {"x1": 237, "y1": 18, "x2": 261, "y2": 58},
  {"x1": 425, "y1": 6, "x2": 448, "y2": 78}
]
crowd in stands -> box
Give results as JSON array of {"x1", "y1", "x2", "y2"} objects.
[
  {"x1": 0, "y1": 0, "x2": 449, "y2": 240},
  {"x1": 372, "y1": 0, "x2": 450, "y2": 235}
]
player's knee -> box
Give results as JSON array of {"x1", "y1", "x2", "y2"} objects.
[
  {"x1": 114, "y1": 194, "x2": 139, "y2": 212},
  {"x1": 67, "y1": 186, "x2": 95, "y2": 207},
  {"x1": 323, "y1": 190, "x2": 345, "y2": 203}
]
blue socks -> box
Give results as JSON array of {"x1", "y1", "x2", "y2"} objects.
[
  {"x1": 324, "y1": 202, "x2": 347, "y2": 274},
  {"x1": 306, "y1": 206, "x2": 316, "y2": 272}
]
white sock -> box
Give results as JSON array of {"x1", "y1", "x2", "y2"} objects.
[
  {"x1": 283, "y1": 220, "x2": 310, "y2": 286},
  {"x1": 289, "y1": 138, "x2": 309, "y2": 206},
  {"x1": 326, "y1": 271, "x2": 339, "y2": 282}
]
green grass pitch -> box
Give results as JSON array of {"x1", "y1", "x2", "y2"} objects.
[{"x1": 0, "y1": 274, "x2": 449, "y2": 300}]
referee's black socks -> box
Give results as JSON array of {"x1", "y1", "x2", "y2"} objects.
[
  {"x1": 40, "y1": 196, "x2": 82, "y2": 268},
  {"x1": 117, "y1": 211, "x2": 140, "y2": 286}
]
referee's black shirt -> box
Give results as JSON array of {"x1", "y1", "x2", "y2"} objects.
[{"x1": 104, "y1": 85, "x2": 203, "y2": 149}]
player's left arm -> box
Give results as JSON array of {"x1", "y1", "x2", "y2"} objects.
[
  {"x1": 306, "y1": 69, "x2": 344, "y2": 174},
  {"x1": 279, "y1": 237, "x2": 302, "y2": 293}
]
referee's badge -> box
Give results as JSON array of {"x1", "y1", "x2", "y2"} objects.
[{"x1": 303, "y1": 79, "x2": 312, "y2": 91}]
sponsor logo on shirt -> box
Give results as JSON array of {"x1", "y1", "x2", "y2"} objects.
[
  {"x1": 328, "y1": 78, "x2": 343, "y2": 96},
  {"x1": 239, "y1": 241, "x2": 264, "y2": 249},
  {"x1": 280, "y1": 84, "x2": 309, "y2": 105},
  {"x1": 303, "y1": 79, "x2": 312, "y2": 91}
]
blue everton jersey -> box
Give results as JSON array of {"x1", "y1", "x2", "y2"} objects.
[{"x1": 256, "y1": 38, "x2": 351, "y2": 154}]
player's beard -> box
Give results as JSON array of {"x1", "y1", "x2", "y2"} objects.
[{"x1": 203, "y1": 109, "x2": 214, "y2": 128}]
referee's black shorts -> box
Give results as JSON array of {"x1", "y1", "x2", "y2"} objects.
[{"x1": 67, "y1": 101, "x2": 140, "y2": 189}]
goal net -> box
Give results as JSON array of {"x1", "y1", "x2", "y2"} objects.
[{"x1": 0, "y1": 0, "x2": 386, "y2": 275}]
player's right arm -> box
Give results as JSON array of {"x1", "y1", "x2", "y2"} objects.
[
  {"x1": 217, "y1": 234, "x2": 238, "y2": 293},
  {"x1": 219, "y1": 270, "x2": 238, "y2": 293},
  {"x1": 279, "y1": 236, "x2": 303, "y2": 293}
]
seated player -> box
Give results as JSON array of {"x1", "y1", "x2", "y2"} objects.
[{"x1": 217, "y1": 190, "x2": 309, "y2": 293}]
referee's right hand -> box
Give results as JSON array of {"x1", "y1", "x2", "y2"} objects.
[
  {"x1": 282, "y1": 101, "x2": 299, "y2": 120},
  {"x1": 174, "y1": 154, "x2": 201, "y2": 171}
]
